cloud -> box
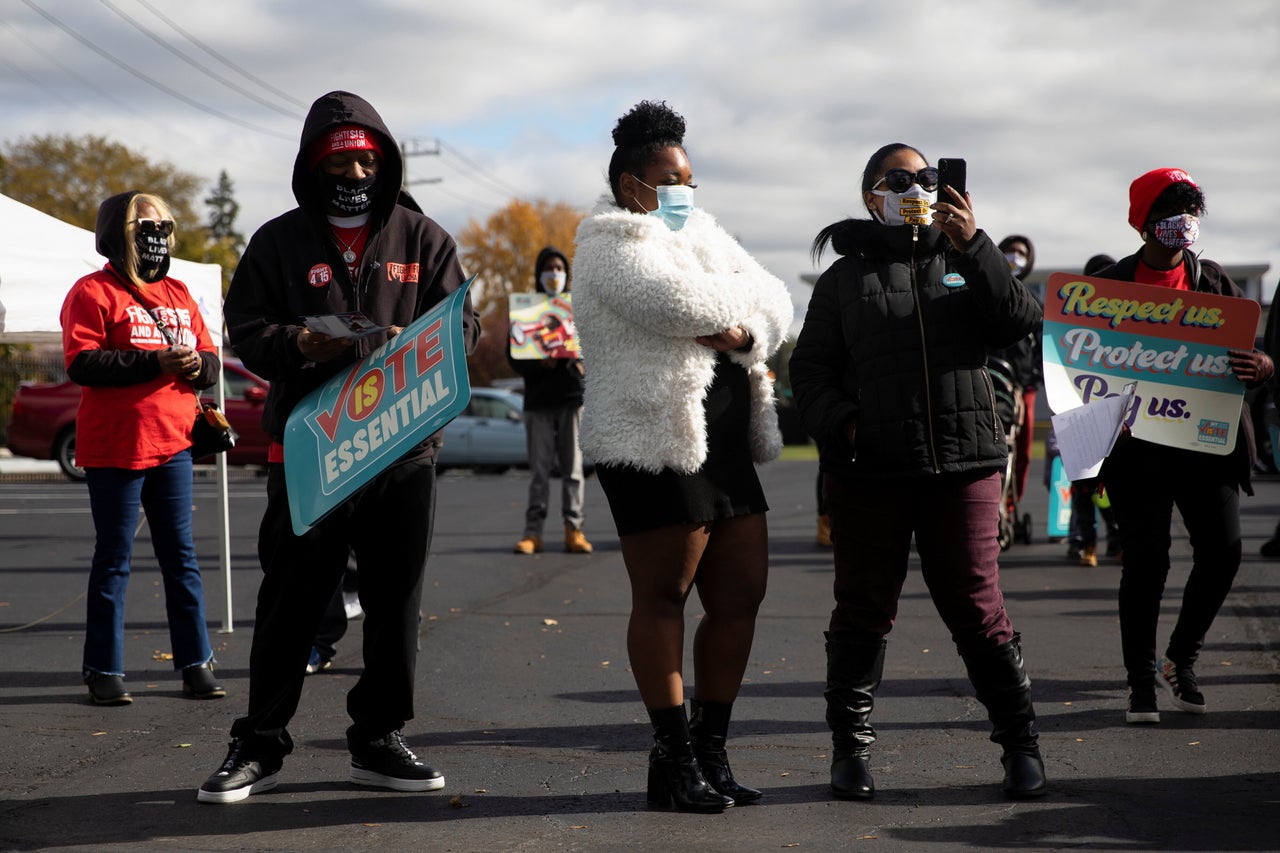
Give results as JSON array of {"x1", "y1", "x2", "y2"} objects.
[{"x1": 2, "y1": 0, "x2": 1277, "y2": 308}]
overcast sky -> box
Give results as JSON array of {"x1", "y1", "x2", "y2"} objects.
[{"x1": 3, "y1": 0, "x2": 1278, "y2": 318}]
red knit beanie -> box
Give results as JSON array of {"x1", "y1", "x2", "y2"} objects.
[
  {"x1": 1128, "y1": 167, "x2": 1196, "y2": 233},
  {"x1": 307, "y1": 124, "x2": 383, "y2": 171}
]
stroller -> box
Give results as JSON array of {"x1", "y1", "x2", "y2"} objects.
[{"x1": 987, "y1": 356, "x2": 1032, "y2": 550}]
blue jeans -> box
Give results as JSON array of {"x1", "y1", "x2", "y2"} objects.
[{"x1": 82, "y1": 450, "x2": 212, "y2": 677}]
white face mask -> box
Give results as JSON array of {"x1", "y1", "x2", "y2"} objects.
[
  {"x1": 540, "y1": 270, "x2": 567, "y2": 294},
  {"x1": 871, "y1": 184, "x2": 935, "y2": 227},
  {"x1": 1005, "y1": 251, "x2": 1028, "y2": 276}
]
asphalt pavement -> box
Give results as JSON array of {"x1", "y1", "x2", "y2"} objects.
[{"x1": 0, "y1": 454, "x2": 1277, "y2": 852}]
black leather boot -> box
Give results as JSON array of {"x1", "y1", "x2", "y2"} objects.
[
  {"x1": 689, "y1": 698, "x2": 762, "y2": 804},
  {"x1": 646, "y1": 705, "x2": 734, "y2": 812},
  {"x1": 960, "y1": 633, "x2": 1048, "y2": 799},
  {"x1": 825, "y1": 631, "x2": 886, "y2": 800}
]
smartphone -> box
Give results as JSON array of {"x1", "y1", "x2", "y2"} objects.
[{"x1": 937, "y1": 158, "x2": 967, "y2": 203}]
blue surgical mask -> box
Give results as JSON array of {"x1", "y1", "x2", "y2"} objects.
[{"x1": 633, "y1": 176, "x2": 695, "y2": 231}]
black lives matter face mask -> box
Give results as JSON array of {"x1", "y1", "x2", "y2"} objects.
[
  {"x1": 320, "y1": 172, "x2": 379, "y2": 215},
  {"x1": 135, "y1": 231, "x2": 169, "y2": 282}
]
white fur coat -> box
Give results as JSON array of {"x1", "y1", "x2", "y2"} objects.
[{"x1": 572, "y1": 196, "x2": 795, "y2": 474}]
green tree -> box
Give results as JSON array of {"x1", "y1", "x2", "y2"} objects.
[
  {"x1": 458, "y1": 199, "x2": 585, "y2": 386},
  {"x1": 202, "y1": 170, "x2": 244, "y2": 292},
  {"x1": 0, "y1": 134, "x2": 206, "y2": 259}
]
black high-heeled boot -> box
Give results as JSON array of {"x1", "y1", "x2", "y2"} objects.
[
  {"x1": 689, "y1": 698, "x2": 762, "y2": 804},
  {"x1": 646, "y1": 705, "x2": 734, "y2": 812},
  {"x1": 960, "y1": 633, "x2": 1048, "y2": 799},
  {"x1": 825, "y1": 631, "x2": 886, "y2": 800}
]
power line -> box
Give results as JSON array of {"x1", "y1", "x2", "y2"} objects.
[
  {"x1": 98, "y1": 0, "x2": 304, "y2": 121},
  {"x1": 20, "y1": 0, "x2": 294, "y2": 141},
  {"x1": 0, "y1": 19, "x2": 136, "y2": 117},
  {"x1": 436, "y1": 139, "x2": 529, "y2": 200},
  {"x1": 131, "y1": 0, "x2": 308, "y2": 111}
]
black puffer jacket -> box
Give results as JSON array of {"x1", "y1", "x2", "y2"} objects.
[
  {"x1": 224, "y1": 91, "x2": 480, "y2": 449},
  {"x1": 790, "y1": 220, "x2": 1042, "y2": 480}
]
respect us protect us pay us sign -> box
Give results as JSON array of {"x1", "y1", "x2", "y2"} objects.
[{"x1": 1042, "y1": 271, "x2": 1258, "y2": 456}]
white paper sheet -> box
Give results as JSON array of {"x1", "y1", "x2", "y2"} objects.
[{"x1": 1050, "y1": 383, "x2": 1137, "y2": 481}]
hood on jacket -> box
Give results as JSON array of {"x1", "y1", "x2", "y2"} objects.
[
  {"x1": 291, "y1": 91, "x2": 417, "y2": 222},
  {"x1": 534, "y1": 246, "x2": 570, "y2": 294},
  {"x1": 95, "y1": 189, "x2": 170, "y2": 283},
  {"x1": 998, "y1": 234, "x2": 1036, "y2": 280}
]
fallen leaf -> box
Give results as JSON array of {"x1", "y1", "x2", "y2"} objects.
[
  {"x1": 449, "y1": 794, "x2": 469, "y2": 809},
  {"x1": 152, "y1": 652, "x2": 174, "y2": 661},
  {"x1": 427, "y1": 615, "x2": 439, "y2": 621},
  {"x1": 1075, "y1": 738, "x2": 1085, "y2": 742},
  {"x1": 1062, "y1": 701, "x2": 1073, "y2": 706},
  {"x1": 363, "y1": 822, "x2": 382, "y2": 826},
  {"x1": 856, "y1": 835, "x2": 878, "y2": 840},
  {"x1": 782, "y1": 845, "x2": 800, "y2": 849},
  {"x1": 92, "y1": 731, "x2": 107, "y2": 736},
  {"x1": 600, "y1": 661, "x2": 610, "y2": 667},
  {"x1": 473, "y1": 788, "x2": 488, "y2": 793},
  {"x1": 1188, "y1": 741, "x2": 1201, "y2": 746},
  {"x1": 921, "y1": 648, "x2": 930, "y2": 654},
  {"x1": 176, "y1": 743, "x2": 192, "y2": 748},
  {"x1": 544, "y1": 618, "x2": 559, "y2": 626},
  {"x1": 570, "y1": 825, "x2": 587, "y2": 830},
  {"x1": 762, "y1": 670, "x2": 773, "y2": 675},
  {"x1": 449, "y1": 607, "x2": 461, "y2": 613},
  {"x1": 779, "y1": 771, "x2": 790, "y2": 777}
]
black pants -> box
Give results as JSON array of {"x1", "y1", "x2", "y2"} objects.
[
  {"x1": 1103, "y1": 442, "x2": 1241, "y2": 688},
  {"x1": 229, "y1": 457, "x2": 437, "y2": 758}
]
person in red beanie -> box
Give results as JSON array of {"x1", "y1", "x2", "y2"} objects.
[
  {"x1": 199, "y1": 91, "x2": 479, "y2": 804},
  {"x1": 1091, "y1": 168, "x2": 1273, "y2": 725}
]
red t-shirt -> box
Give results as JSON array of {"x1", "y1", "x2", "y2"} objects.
[
  {"x1": 1133, "y1": 258, "x2": 1191, "y2": 290},
  {"x1": 60, "y1": 266, "x2": 216, "y2": 469}
]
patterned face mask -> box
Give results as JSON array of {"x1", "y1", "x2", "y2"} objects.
[{"x1": 1150, "y1": 213, "x2": 1199, "y2": 250}]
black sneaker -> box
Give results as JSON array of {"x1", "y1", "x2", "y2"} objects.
[
  {"x1": 350, "y1": 730, "x2": 445, "y2": 792},
  {"x1": 1125, "y1": 686, "x2": 1160, "y2": 724},
  {"x1": 198, "y1": 741, "x2": 282, "y2": 803},
  {"x1": 1156, "y1": 656, "x2": 1206, "y2": 714},
  {"x1": 85, "y1": 672, "x2": 132, "y2": 706}
]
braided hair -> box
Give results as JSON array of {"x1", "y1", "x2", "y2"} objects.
[{"x1": 607, "y1": 100, "x2": 687, "y2": 206}]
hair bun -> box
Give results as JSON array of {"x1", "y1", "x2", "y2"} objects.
[{"x1": 611, "y1": 100, "x2": 686, "y2": 148}]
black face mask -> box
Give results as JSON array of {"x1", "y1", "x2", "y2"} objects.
[
  {"x1": 319, "y1": 172, "x2": 379, "y2": 215},
  {"x1": 135, "y1": 231, "x2": 169, "y2": 282}
]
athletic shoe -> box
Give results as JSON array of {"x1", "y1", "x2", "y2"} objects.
[
  {"x1": 1079, "y1": 544, "x2": 1098, "y2": 568},
  {"x1": 305, "y1": 647, "x2": 332, "y2": 675},
  {"x1": 1125, "y1": 687, "x2": 1160, "y2": 724},
  {"x1": 198, "y1": 741, "x2": 282, "y2": 804},
  {"x1": 1155, "y1": 656, "x2": 1206, "y2": 714},
  {"x1": 350, "y1": 730, "x2": 445, "y2": 792}
]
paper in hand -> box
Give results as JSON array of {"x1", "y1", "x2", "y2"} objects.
[
  {"x1": 1050, "y1": 383, "x2": 1137, "y2": 481},
  {"x1": 301, "y1": 312, "x2": 390, "y2": 339}
]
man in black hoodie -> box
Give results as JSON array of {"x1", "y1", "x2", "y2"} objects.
[{"x1": 199, "y1": 91, "x2": 479, "y2": 804}]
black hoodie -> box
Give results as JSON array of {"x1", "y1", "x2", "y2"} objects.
[
  {"x1": 506, "y1": 246, "x2": 585, "y2": 410},
  {"x1": 224, "y1": 91, "x2": 480, "y2": 448}
]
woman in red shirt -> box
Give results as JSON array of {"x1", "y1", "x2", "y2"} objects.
[{"x1": 61, "y1": 191, "x2": 225, "y2": 706}]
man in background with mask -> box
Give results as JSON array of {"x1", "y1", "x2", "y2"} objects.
[
  {"x1": 1091, "y1": 167, "x2": 1272, "y2": 726},
  {"x1": 508, "y1": 246, "x2": 593, "y2": 555},
  {"x1": 199, "y1": 91, "x2": 479, "y2": 803}
]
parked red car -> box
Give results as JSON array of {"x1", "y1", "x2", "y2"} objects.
[{"x1": 6, "y1": 358, "x2": 271, "y2": 479}]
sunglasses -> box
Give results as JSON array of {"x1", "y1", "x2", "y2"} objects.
[
  {"x1": 132, "y1": 218, "x2": 175, "y2": 236},
  {"x1": 875, "y1": 167, "x2": 939, "y2": 194}
]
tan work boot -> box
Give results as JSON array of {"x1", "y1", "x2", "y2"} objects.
[
  {"x1": 816, "y1": 514, "x2": 833, "y2": 548},
  {"x1": 1079, "y1": 544, "x2": 1098, "y2": 568},
  {"x1": 513, "y1": 536, "x2": 542, "y2": 555},
  {"x1": 565, "y1": 524, "x2": 593, "y2": 554}
]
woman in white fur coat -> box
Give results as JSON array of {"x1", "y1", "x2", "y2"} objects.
[{"x1": 572, "y1": 100, "x2": 794, "y2": 813}]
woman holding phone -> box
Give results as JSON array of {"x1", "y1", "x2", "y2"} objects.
[{"x1": 790, "y1": 143, "x2": 1047, "y2": 800}]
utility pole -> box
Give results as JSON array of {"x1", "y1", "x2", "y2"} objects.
[{"x1": 400, "y1": 138, "x2": 443, "y2": 191}]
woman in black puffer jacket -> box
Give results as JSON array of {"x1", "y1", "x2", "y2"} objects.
[{"x1": 790, "y1": 143, "x2": 1045, "y2": 802}]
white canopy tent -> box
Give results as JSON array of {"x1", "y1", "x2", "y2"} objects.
[{"x1": 0, "y1": 192, "x2": 238, "y2": 631}]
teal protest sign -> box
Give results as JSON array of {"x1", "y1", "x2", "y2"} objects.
[{"x1": 284, "y1": 277, "x2": 474, "y2": 534}]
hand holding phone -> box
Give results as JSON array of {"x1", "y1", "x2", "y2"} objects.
[{"x1": 937, "y1": 158, "x2": 967, "y2": 204}]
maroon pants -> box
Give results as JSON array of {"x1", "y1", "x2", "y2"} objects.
[{"x1": 824, "y1": 469, "x2": 1014, "y2": 654}]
